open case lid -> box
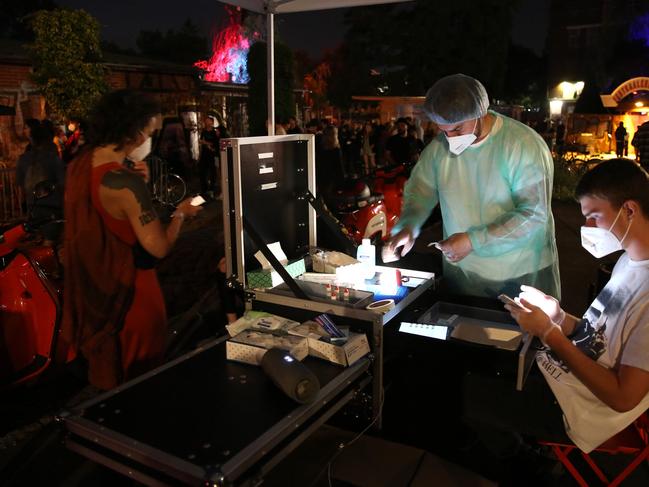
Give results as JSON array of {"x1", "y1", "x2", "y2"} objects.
[{"x1": 222, "y1": 134, "x2": 316, "y2": 290}]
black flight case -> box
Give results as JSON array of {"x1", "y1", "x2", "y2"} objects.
[{"x1": 59, "y1": 134, "x2": 434, "y2": 487}]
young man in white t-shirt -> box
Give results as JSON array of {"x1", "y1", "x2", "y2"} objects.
[
  {"x1": 462, "y1": 159, "x2": 649, "y2": 479},
  {"x1": 501, "y1": 158, "x2": 649, "y2": 454}
]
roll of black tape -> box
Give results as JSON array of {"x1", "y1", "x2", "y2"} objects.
[{"x1": 261, "y1": 348, "x2": 320, "y2": 404}]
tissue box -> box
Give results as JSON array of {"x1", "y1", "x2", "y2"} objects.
[
  {"x1": 311, "y1": 250, "x2": 358, "y2": 274},
  {"x1": 226, "y1": 330, "x2": 309, "y2": 365},
  {"x1": 246, "y1": 258, "x2": 306, "y2": 289},
  {"x1": 307, "y1": 333, "x2": 370, "y2": 367}
]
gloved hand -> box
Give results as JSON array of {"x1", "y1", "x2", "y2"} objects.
[
  {"x1": 382, "y1": 228, "x2": 415, "y2": 263},
  {"x1": 505, "y1": 298, "x2": 561, "y2": 344},
  {"x1": 517, "y1": 285, "x2": 565, "y2": 324},
  {"x1": 436, "y1": 232, "x2": 473, "y2": 263}
]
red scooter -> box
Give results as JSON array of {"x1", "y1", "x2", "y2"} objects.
[
  {"x1": 371, "y1": 164, "x2": 408, "y2": 231},
  {"x1": 328, "y1": 178, "x2": 394, "y2": 244},
  {"x1": 0, "y1": 183, "x2": 71, "y2": 388}
]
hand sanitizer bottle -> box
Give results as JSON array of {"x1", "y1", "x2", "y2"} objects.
[{"x1": 356, "y1": 238, "x2": 376, "y2": 280}]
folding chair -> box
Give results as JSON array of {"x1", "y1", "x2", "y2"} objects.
[{"x1": 539, "y1": 412, "x2": 649, "y2": 486}]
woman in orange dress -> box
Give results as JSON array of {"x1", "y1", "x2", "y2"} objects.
[{"x1": 63, "y1": 90, "x2": 201, "y2": 390}]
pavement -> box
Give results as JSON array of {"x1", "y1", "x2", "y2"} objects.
[{"x1": 0, "y1": 197, "x2": 643, "y2": 486}]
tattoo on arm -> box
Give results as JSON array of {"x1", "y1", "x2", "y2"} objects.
[{"x1": 102, "y1": 169, "x2": 158, "y2": 226}]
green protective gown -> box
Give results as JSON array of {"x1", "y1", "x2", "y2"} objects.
[{"x1": 393, "y1": 111, "x2": 561, "y2": 299}]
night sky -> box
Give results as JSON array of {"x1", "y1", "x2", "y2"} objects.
[{"x1": 55, "y1": 0, "x2": 550, "y2": 60}]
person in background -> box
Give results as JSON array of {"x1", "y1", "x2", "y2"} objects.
[
  {"x1": 15, "y1": 124, "x2": 65, "y2": 246},
  {"x1": 63, "y1": 90, "x2": 202, "y2": 390},
  {"x1": 615, "y1": 121, "x2": 627, "y2": 158},
  {"x1": 407, "y1": 126, "x2": 424, "y2": 164},
  {"x1": 156, "y1": 118, "x2": 191, "y2": 179},
  {"x1": 22, "y1": 118, "x2": 41, "y2": 153},
  {"x1": 306, "y1": 119, "x2": 323, "y2": 153},
  {"x1": 198, "y1": 115, "x2": 219, "y2": 195},
  {"x1": 384, "y1": 74, "x2": 560, "y2": 299},
  {"x1": 316, "y1": 125, "x2": 345, "y2": 198},
  {"x1": 286, "y1": 116, "x2": 303, "y2": 134},
  {"x1": 463, "y1": 159, "x2": 649, "y2": 477},
  {"x1": 360, "y1": 122, "x2": 376, "y2": 175},
  {"x1": 632, "y1": 120, "x2": 649, "y2": 171},
  {"x1": 385, "y1": 117, "x2": 412, "y2": 166},
  {"x1": 53, "y1": 125, "x2": 67, "y2": 159}
]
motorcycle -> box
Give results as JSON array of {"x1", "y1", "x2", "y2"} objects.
[{"x1": 0, "y1": 182, "x2": 72, "y2": 388}]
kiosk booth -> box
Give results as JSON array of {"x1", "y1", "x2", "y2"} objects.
[{"x1": 59, "y1": 134, "x2": 535, "y2": 486}]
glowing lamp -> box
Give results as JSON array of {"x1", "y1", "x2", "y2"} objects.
[
  {"x1": 559, "y1": 81, "x2": 584, "y2": 100},
  {"x1": 549, "y1": 100, "x2": 563, "y2": 116}
]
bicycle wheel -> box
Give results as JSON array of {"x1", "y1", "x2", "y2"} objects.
[{"x1": 166, "y1": 174, "x2": 186, "y2": 205}]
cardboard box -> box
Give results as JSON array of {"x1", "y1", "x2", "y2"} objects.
[
  {"x1": 246, "y1": 258, "x2": 306, "y2": 289},
  {"x1": 226, "y1": 330, "x2": 309, "y2": 366},
  {"x1": 226, "y1": 311, "x2": 300, "y2": 337},
  {"x1": 307, "y1": 333, "x2": 370, "y2": 367}
]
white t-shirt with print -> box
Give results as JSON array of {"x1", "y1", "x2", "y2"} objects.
[{"x1": 537, "y1": 253, "x2": 649, "y2": 453}]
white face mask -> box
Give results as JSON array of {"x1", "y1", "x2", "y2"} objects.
[
  {"x1": 127, "y1": 137, "x2": 152, "y2": 162},
  {"x1": 581, "y1": 206, "x2": 632, "y2": 258},
  {"x1": 445, "y1": 118, "x2": 478, "y2": 155}
]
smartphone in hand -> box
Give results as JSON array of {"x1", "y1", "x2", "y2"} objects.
[
  {"x1": 498, "y1": 294, "x2": 526, "y2": 311},
  {"x1": 190, "y1": 195, "x2": 206, "y2": 206}
]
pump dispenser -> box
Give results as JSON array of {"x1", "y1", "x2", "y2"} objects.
[{"x1": 356, "y1": 238, "x2": 376, "y2": 280}]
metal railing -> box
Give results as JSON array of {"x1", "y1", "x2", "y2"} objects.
[{"x1": 0, "y1": 164, "x2": 25, "y2": 224}]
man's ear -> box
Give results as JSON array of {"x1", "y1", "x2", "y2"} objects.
[{"x1": 624, "y1": 200, "x2": 640, "y2": 219}]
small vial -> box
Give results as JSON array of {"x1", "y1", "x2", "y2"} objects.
[
  {"x1": 343, "y1": 288, "x2": 350, "y2": 301},
  {"x1": 330, "y1": 291, "x2": 338, "y2": 300}
]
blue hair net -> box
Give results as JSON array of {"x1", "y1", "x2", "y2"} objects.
[{"x1": 424, "y1": 74, "x2": 490, "y2": 125}]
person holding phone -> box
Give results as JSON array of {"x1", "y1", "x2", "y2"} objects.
[
  {"x1": 464, "y1": 159, "x2": 649, "y2": 466},
  {"x1": 63, "y1": 90, "x2": 202, "y2": 390},
  {"x1": 383, "y1": 74, "x2": 560, "y2": 299}
]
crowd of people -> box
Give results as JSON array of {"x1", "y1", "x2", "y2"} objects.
[{"x1": 277, "y1": 115, "x2": 426, "y2": 171}]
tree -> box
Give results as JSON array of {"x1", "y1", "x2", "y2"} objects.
[
  {"x1": 136, "y1": 19, "x2": 208, "y2": 65},
  {"x1": 29, "y1": 9, "x2": 108, "y2": 122},
  {"x1": 304, "y1": 61, "x2": 331, "y2": 113},
  {"x1": 502, "y1": 43, "x2": 547, "y2": 108},
  {"x1": 247, "y1": 41, "x2": 295, "y2": 135},
  {"x1": 328, "y1": 0, "x2": 518, "y2": 105}
]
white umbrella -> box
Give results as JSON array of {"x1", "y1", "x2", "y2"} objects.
[{"x1": 220, "y1": 0, "x2": 412, "y2": 134}]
